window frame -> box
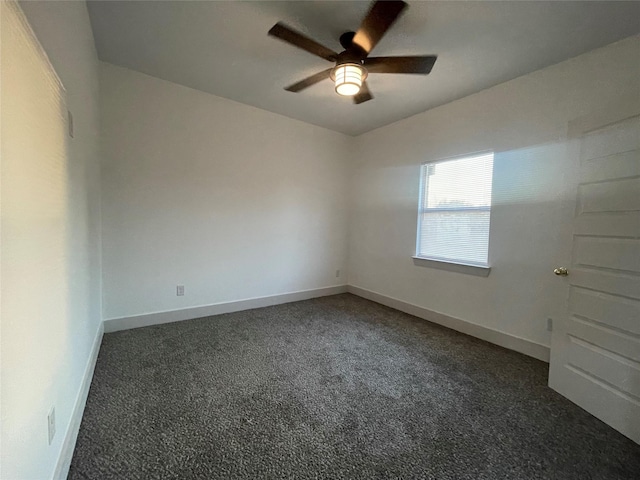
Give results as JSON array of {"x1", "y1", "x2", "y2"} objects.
[{"x1": 414, "y1": 151, "x2": 494, "y2": 276}]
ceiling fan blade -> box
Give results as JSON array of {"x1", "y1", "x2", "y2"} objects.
[
  {"x1": 284, "y1": 68, "x2": 333, "y2": 93},
  {"x1": 353, "y1": 81, "x2": 373, "y2": 104},
  {"x1": 269, "y1": 22, "x2": 338, "y2": 62},
  {"x1": 364, "y1": 55, "x2": 437, "y2": 74},
  {"x1": 352, "y1": 1, "x2": 408, "y2": 56}
]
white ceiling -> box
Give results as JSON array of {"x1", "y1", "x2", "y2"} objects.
[{"x1": 87, "y1": 1, "x2": 640, "y2": 136}]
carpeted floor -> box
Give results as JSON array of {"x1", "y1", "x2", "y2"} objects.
[{"x1": 69, "y1": 294, "x2": 640, "y2": 479}]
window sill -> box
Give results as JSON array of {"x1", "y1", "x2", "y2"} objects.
[{"x1": 412, "y1": 256, "x2": 491, "y2": 277}]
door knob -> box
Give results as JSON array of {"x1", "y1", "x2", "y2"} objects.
[{"x1": 553, "y1": 267, "x2": 569, "y2": 276}]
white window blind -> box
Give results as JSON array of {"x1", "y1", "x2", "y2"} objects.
[{"x1": 416, "y1": 152, "x2": 494, "y2": 266}]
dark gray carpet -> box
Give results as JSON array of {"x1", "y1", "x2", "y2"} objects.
[{"x1": 69, "y1": 294, "x2": 640, "y2": 479}]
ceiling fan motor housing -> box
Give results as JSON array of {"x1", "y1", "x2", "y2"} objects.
[{"x1": 339, "y1": 31, "x2": 357, "y2": 50}]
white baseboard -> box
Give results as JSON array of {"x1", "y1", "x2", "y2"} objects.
[
  {"x1": 53, "y1": 321, "x2": 104, "y2": 480},
  {"x1": 104, "y1": 285, "x2": 349, "y2": 333},
  {"x1": 104, "y1": 284, "x2": 549, "y2": 362},
  {"x1": 348, "y1": 285, "x2": 550, "y2": 363}
]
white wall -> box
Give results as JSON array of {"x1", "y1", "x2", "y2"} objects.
[
  {"x1": 348, "y1": 35, "x2": 640, "y2": 352},
  {"x1": 100, "y1": 63, "x2": 350, "y2": 321},
  {"x1": 1, "y1": 1, "x2": 102, "y2": 479}
]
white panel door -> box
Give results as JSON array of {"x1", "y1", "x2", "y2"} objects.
[{"x1": 549, "y1": 115, "x2": 640, "y2": 444}]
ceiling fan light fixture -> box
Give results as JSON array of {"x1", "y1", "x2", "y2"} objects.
[{"x1": 333, "y1": 63, "x2": 366, "y2": 96}]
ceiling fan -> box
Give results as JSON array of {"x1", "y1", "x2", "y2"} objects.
[{"x1": 268, "y1": 0, "x2": 437, "y2": 104}]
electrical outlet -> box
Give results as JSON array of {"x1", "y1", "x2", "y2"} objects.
[
  {"x1": 176, "y1": 285, "x2": 184, "y2": 296},
  {"x1": 335, "y1": 269, "x2": 340, "y2": 278},
  {"x1": 47, "y1": 407, "x2": 56, "y2": 445},
  {"x1": 547, "y1": 318, "x2": 553, "y2": 332}
]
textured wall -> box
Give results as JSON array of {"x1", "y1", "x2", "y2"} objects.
[
  {"x1": 348, "y1": 35, "x2": 640, "y2": 349},
  {"x1": 1, "y1": 1, "x2": 102, "y2": 478},
  {"x1": 100, "y1": 63, "x2": 350, "y2": 320}
]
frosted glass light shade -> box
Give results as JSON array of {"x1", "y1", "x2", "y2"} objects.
[{"x1": 334, "y1": 64, "x2": 363, "y2": 96}]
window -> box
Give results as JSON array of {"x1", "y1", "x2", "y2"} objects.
[{"x1": 416, "y1": 152, "x2": 494, "y2": 268}]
